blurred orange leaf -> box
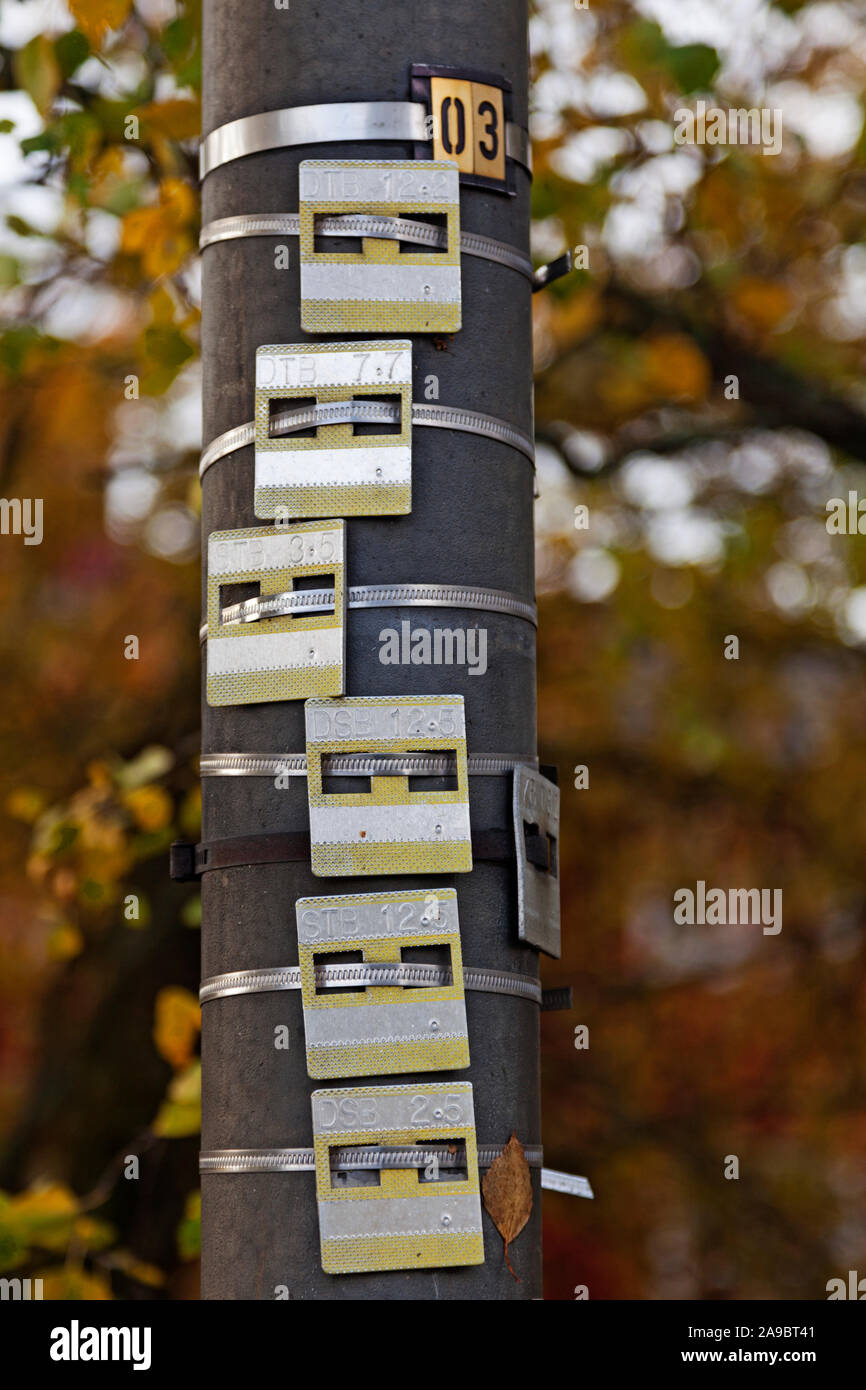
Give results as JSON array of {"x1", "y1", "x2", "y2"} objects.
[
  {"x1": 153, "y1": 986, "x2": 200, "y2": 1070},
  {"x1": 68, "y1": 0, "x2": 132, "y2": 43}
]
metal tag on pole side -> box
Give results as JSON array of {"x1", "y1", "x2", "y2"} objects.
[
  {"x1": 305, "y1": 694, "x2": 473, "y2": 876},
  {"x1": 254, "y1": 341, "x2": 412, "y2": 518},
  {"x1": 312, "y1": 1081, "x2": 484, "y2": 1274},
  {"x1": 296, "y1": 887, "x2": 469, "y2": 1078},
  {"x1": 299, "y1": 160, "x2": 462, "y2": 335},
  {"x1": 514, "y1": 764, "x2": 561, "y2": 958},
  {"x1": 206, "y1": 523, "x2": 346, "y2": 705}
]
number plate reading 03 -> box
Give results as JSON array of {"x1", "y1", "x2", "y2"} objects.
[
  {"x1": 254, "y1": 342, "x2": 412, "y2": 519},
  {"x1": 296, "y1": 888, "x2": 469, "y2": 1078},
  {"x1": 411, "y1": 64, "x2": 513, "y2": 194},
  {"x1": 311, "y1": 1082, "x2": 484, "y2": 1274},
  {"x1": 305, "y1": 695, "x2": 473, "y2": 876},
  {"x1": 299, "y1": 160, "x2": 461, "y2": 335},
  {"x1": 206, "y1": 523, "x2": 345, "y2": 706}
]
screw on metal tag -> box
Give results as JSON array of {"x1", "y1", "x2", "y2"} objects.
[
  {"x1": 311, "y1": 1081, "x2": 484, "y2": 1274},
  {"x1": 305, "y1": 695, "x2": 473, "y2": 876},
  {"x1": 206, "y1": 523, "x2": 345, "y2": 706},
  {"x1": 299, "y1": 160, "x2": 461, "y2": 334},
  {"x1": 513, "y1": 765, "x2": 561, "y2": 958},
  {"x1": 254, "y1": 341, "x2": 412, "y2": 519},
  {"x1": 296, "y1": 888, "x2": 469, "y2": 1078}
]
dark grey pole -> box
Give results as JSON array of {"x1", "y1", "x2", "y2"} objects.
[{"x1": 200, "y1": 0, "x2": 539, "y2": 1298}]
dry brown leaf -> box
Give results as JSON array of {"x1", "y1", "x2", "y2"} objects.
[{"x1": 481, "y1": 1132, "x2": 532, "y2": 1281}]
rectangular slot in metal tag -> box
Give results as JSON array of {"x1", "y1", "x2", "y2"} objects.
[
  {"x1": 299, "y1": 160, "x2": 461, "y2": 334},
  {"x1": 411, "y1": 64, "x2": 514, "y2": 194},
  {"x1": 312, "y1": 1081, "x2": 484, "y2": 1274},
  {"x1": 305, "y1": 695, "x2": 473, "y2": 876},
  {"x1": 254, "y1": 341, "x2": 412, "y2": 519},
  {"x1": 514, "y1": 765, "x2": 561, "y2": 957},
  {"x1": 206, "y1": 523, "x2": 345, "y2": 706},
  {"x1": 296, "y1": 888, "x2": 469, "y2": 1078}
]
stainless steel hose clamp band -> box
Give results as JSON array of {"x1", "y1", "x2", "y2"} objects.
[
  {"x1": 198, "y1": 101, "x2": 531, "y2": 181},
  {"x1": 199, "y1": 963, "x2": 570, "y2": 1011},
  {"x1": 199, "y1": 752, "x2": 538, "y2": 777},
  {"x1": 198, "y1": 1147, "x2": 592, "y2": 1197},
  {"x1": 199, "y1": 401, "x2": 535, "y2": 479},
  {"x1": 198, "y1": 583, "x2": 538, "y2": 643},
  {"x1": 200, "y1": 212, "x2": 535, "y2": 281},
  {"x1": 200, "y1": 1143, "x2": 543, "y2": 1173}
]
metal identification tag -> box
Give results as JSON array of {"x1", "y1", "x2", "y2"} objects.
[
  {"x1": 206, "y1": 523, "x2": 345, "y2": 706},
  {"x1": 312, "y1": 1081, "x2": 484, "y2": 1273},
  {"x1": 296, "y1": 888, "x2": 469, "y2": 1078},
  {"x1": 254, "y1": 341, "x2": 412, "y2": 519},
  {"x1": 513, "y1": 765, "x2": 561, "y2": 957},
  {"x1": 305, "y1": 695, "x2": 473, "y2": 876},
  {"x1": 299, "y1": 160, "x2": 461, "y2": 335},
  {"x1": 411, "y1": 64, "x2": 513, "y2": 193}
]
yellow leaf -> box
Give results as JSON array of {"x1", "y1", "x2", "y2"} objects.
[
  {"x1": 47, "y1": 923, "x2": 84, "y2": 961},
  {"x1": 731, "y1": 277, "x2": 794, "y2": 333},
  {"x1": 153, "y1": 1061, "x2": 201, "y2": 1137},
  {"x1": 121, "y1": 181, "x2": 196, "y2": 278},
  {"x1": 124, "y1": 784, "x2": 173, "y2": 832},
  {"x1": 4, "y1": 1183, "x2": 78, "y2": 1250},
  {"x1": 136, "y1": 98, "x2": 201, "y2": 142},
  {"x1": 643, "y1": 332, "x2": 710, "y2": 403},
  {"x1": 36, "y1": 1266, "x2": 113, "y2": 1299},
  {"x1": 5, "y1": 786, "x2": 47, "y2": 823},
  {"x1": 154, "y1": 987, "x2": 200, "y2": 1069},
  {"x1": 68, "y1": 0, "x2": 133, "y2": 43}
]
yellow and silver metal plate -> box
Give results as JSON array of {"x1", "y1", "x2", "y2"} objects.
[
  {"x1": 312, "y1": 1081, "x2": 484, "y2": 1274},
  {"x1": 305, "y1": 695, "x2": 473, "y2": 876},
  {"x1": 299, "y1": 160, "x2": 462, "y2": 334},
  {"x1": 514, "y1": 765, "x2": 561, "y2": 958},
  {"x1": 296, "y1": 888, "x2": 469, "y2": 1078},
  {"x1": 206, "y1": 523, "x2": 345, "y2": 706},
  {"x1": 254, "y1": 341, "x2": 412, "y2": 518}
]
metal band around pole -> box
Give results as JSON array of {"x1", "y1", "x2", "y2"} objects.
[
  {"x1": 199, "y1": 752, "x2": 537, "y2": 777},
  {"x1": 198, "y1": 1147, "x2": 593, "y2": 1197},
  {"x1": 198, "y1": 101, "x2": 531, "y2": 180},
  {"x1": 199, "y1": 213, "x2": 535, "y2": 282},
  {"x1": 199, "y1": 1144, "x2": 544, "y2": 1173},
  {"x1": 199, "y1": 401, "x2": 535, "y2": 479},
  {"x1": 199, "y1": 582, "x2": 538, "y2": 643},
  {"x1": 199, "y1": 963, "x2": 555, "y2": 1007},
  {"x1": 217, "y1": 579, "x2": 537, "y2": 628}
]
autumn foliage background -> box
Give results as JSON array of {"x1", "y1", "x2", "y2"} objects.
[{"x1": 2, "y1": 0, "x2": 866, "y2": 1299}]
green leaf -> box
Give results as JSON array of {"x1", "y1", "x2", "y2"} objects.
[
  {"x1": 0, "y1": 119, "x2": 15, "y2": 134},
  {"x1": 153, "y1": 1062, "x2": 201, "y2": 1138},
  {"x1": 54, "y1": 29, "x2": 91, "y2": 79},
  {"x1": 13, "y1": 35, "x2": 62, "y2": 115},
  {"x1": 665, "y1": 43, "x2": 720, "y2": 94},
  {"x1": 6, "y1": 215, "x2": 41, "y2": 237},
  {"x1": 180, "y1": 894, "x2": 201, "y2": 928},
  {"x1": 627, "y1": 21, "x2": 719, "y2": 95},
  {"x1": 177, "y1": 1191, "x2": 201, "y2": 1259}
]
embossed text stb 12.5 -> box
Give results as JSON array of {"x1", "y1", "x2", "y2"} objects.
[{"x1": 296, "y1": 888, "x2": 469, "y2": 1078}]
